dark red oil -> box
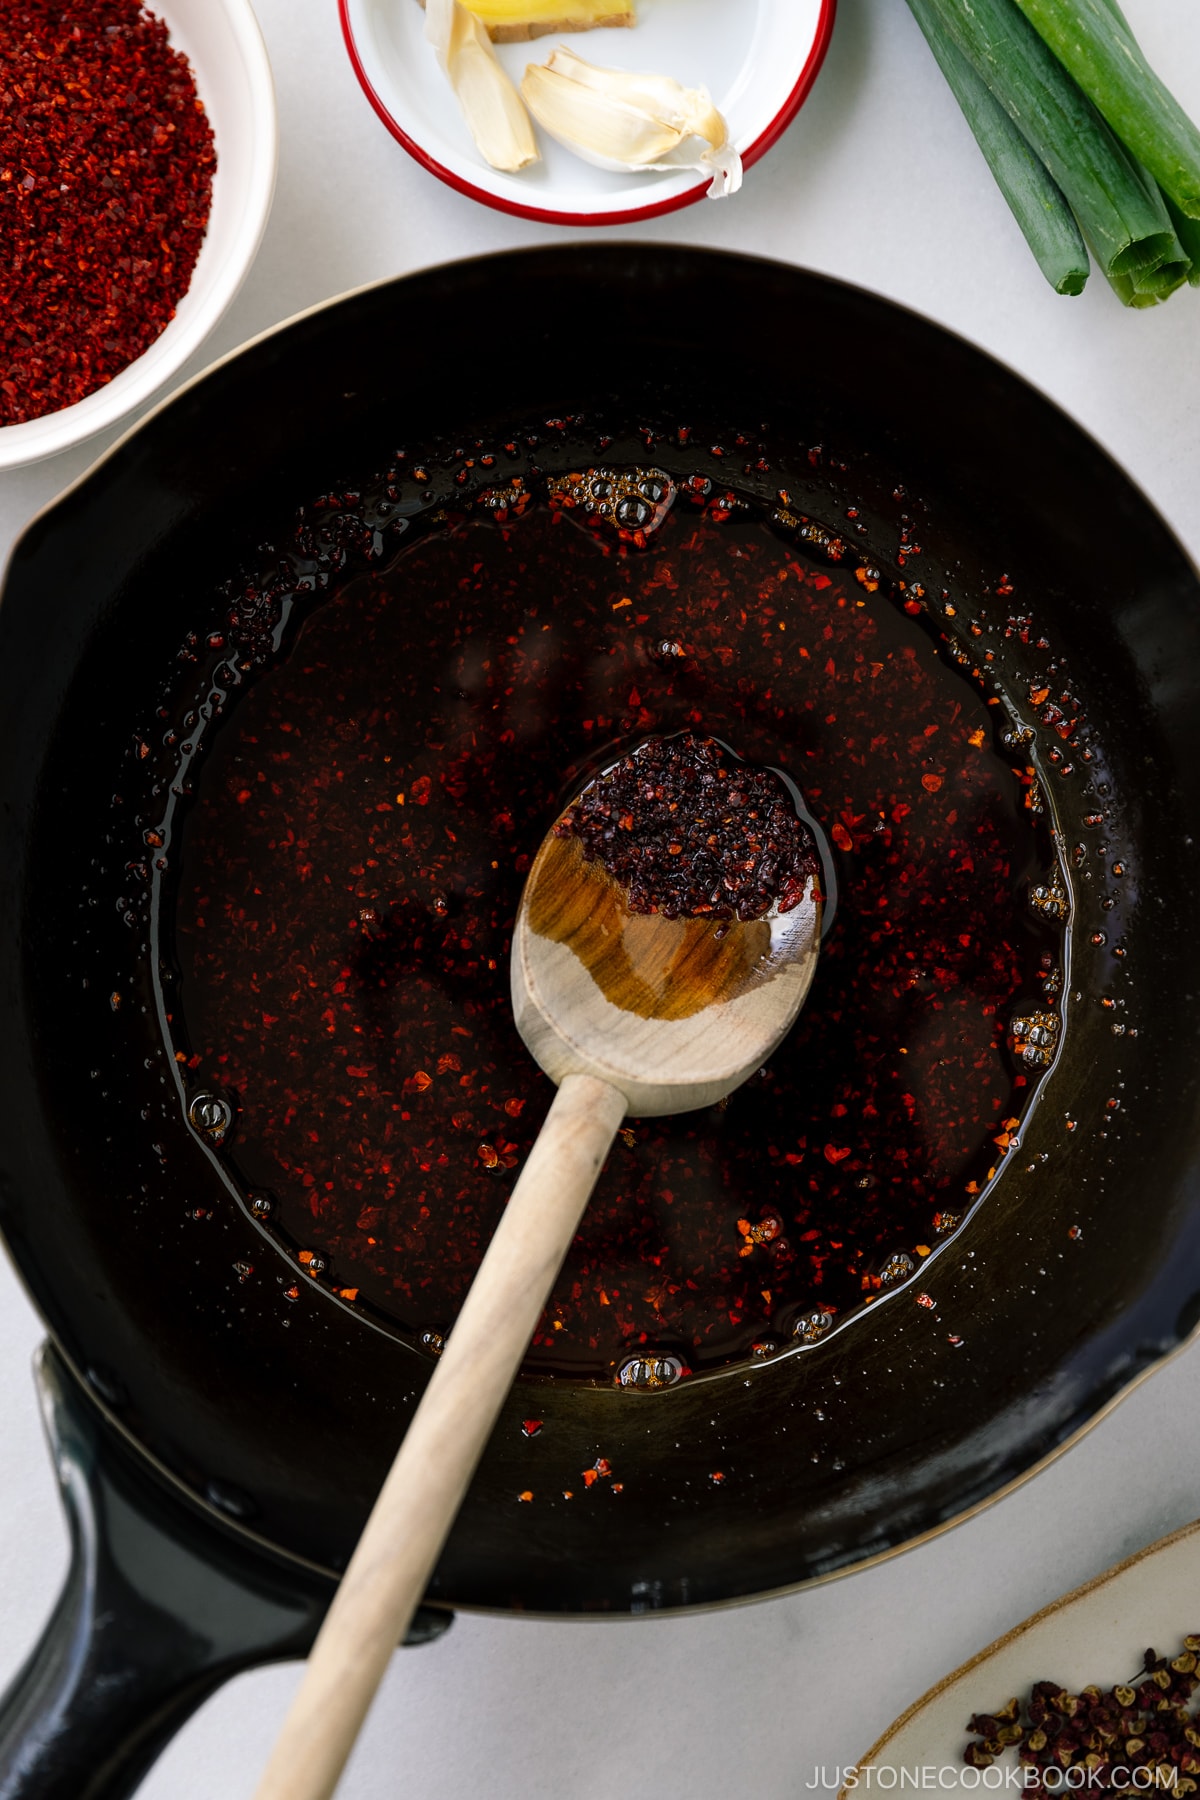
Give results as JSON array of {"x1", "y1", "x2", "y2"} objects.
[{"x1": 171, "y1": 493, "x2": 1059, "y2": 1380}]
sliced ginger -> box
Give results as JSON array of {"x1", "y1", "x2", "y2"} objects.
[{"x1": 419, "y1": 0, "x2": 634, "y2": 44}]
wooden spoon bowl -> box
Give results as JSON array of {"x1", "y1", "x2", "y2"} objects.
[{"x1": 515, "y1": 815, "x2": 822, "y2": 1116}]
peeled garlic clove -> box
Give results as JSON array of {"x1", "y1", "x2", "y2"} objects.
[
  {"x1": 426, "y1": 0, "x2": 540, "y2": 173},
  {"x1": 521, "y1": 47, "x2": 742, "y2": 197},
  {"x1": 542, "y1": 46, "x2": 719, "y2": 135},
  {"x1": 520, "y1": 67, "x2": 685, "y2": 168}
]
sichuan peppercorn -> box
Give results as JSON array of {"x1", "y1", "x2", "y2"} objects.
[
  {"x1": 966, "y1": 1638, "x2": 1200, "y2": 1793},
  {"x1": 554, "y1": 731, "x2": 819, "y2": 921}
]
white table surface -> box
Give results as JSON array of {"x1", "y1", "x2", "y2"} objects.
[{"x1": 3, "y1": 2, "x2": 1200, "y2": 1796}]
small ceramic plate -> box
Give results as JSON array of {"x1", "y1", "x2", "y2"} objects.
[
  {"x1": 853, "y1": 1518, "x2": 1200, "y2": 1794},
  {"x1": 339, "y1": 0, "x2": 836, "y2": 225}
]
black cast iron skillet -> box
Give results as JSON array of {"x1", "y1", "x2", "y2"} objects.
[{"x1": 3, "y1": 246, "x2": 1200, "y2": 1800}]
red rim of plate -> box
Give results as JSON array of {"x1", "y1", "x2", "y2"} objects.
[{"x1": 337, "y1": 0, "x2": 839, "y2": 227}]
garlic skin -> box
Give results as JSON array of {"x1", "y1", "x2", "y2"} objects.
[
  {"x1": 425, "y1": 0, "x2": 540, "y2": 173},
  {"x1": 520, "y1": 47, "x2": 742, "y2": 197}
]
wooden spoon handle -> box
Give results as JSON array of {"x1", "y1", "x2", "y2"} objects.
[{"x1": 252, "y1": 1070, "x2": 628, "y2": 1800}]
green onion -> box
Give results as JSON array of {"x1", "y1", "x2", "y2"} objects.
[
  {"x1": 1088, "y1": 0, "x2": 1200, "y2": 278},
  {"x1": 905, "y1": 0, "x2": 1089, "y2": 294},
  {"x1": 914, "y1": 0, "x2": 1180, "y2": 284},
  {"x1": 1105, "y1": 265, "x2": 1185, "y2": 307},
  {"x1": 1088, "y1": 0, "x2": 1133, "y2": 31},
  {"x1": 1007, "y1": 0, "x2": 1200, "y2": 219},
  {"x1": 1162, "y1": 193, "x2": 1200, "y2": 285},
  {"x1": 1133, "y1": 258, "x2": 1189, "y2": 301}
]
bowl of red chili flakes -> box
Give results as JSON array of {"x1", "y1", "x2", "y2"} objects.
[{"x1": 0, "y1": 0, "x2": 277, "y2": 471}]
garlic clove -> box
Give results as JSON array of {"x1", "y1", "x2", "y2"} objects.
[
  {"x1": 520, "y1": 66, "x2": 686, "y2": 169},
  {"x1": 425, "y1": 0, "x2": 540, "y2": 172},
  {"x1": 521, "y1": 47, "x2": 742, "y2": 197},
  {"x1": 539, "y1": 46, "x2": 721, "y2": 139}
]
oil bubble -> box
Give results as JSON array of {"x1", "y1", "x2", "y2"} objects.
[
  {"x1": 615, "y1": 1354, "x2": 684, "y2": 1389},
  {"x1": 188, "y1": 1091, "x2": 232, "y2": 1142},
  {"x1": 792, "y1": 1309, "x2": 834, "y2": 1344}
]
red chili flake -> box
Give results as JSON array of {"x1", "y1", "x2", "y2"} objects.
[
  {"x1": 831, "y1": 822, "x2": 854, "y2": 853},
  {"x1": 710, "y1": 1470, "x2": 726, "y2": 1484},
  {"x1": 410, "y1": 776, "x2": 432, "y2": 805},
  {"x1": 173, "y1": 493, "x2": 1060, "y2": 1380},
  {"x1": 581, "y1": 1469, "x2": 598, "y2": 1488},
  {"x1": 517, "y1": 1490, "x2": 533, "y2": 1503},
  {"x1": 521, "y1": 1419, "x2": 543, "y2": 1437},
  {"x1": 0, "y1": 0, "x2": 215, "y2": 427},
  {"x1": 915, "y1": 1292, "x2": 936, "y2": 1309},
  {"x1": 611, "y1": 1482, "x2": 624, "y2": 1494},
  {"x1": 593, "y1": 1457, "x2": 612, "y2": 1477},
  {"x1": 921, "y1": 773, "x2": 943, "y2": 793}
]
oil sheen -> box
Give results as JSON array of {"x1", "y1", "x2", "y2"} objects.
[{"x1": 170, "y1": 492, "x2": 1061, "y2": 1380}]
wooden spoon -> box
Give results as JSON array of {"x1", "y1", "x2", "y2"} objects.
[{"x1": 253, "y1": 758, "x2": 823, "y2": 1800}]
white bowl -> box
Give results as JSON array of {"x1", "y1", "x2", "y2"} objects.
[
  {"x1": 0, "y1": 0, "x2": 277, "y2": 473},
  {"x1": 340, "y1": 0, "x2": 836, "y2": 226}
]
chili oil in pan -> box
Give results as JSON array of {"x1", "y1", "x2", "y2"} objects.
[{"x1": 153, "y1": 453, "x2": 1069, "y2": 1385}]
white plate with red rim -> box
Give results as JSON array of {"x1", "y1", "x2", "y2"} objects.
[{"x1": 339, "y1": 0, "x2": 837, "y2": 226}]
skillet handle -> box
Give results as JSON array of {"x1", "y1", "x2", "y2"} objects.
[{"x1": 0, "y1": 1343, "x2": 451, "y2": 1800}]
